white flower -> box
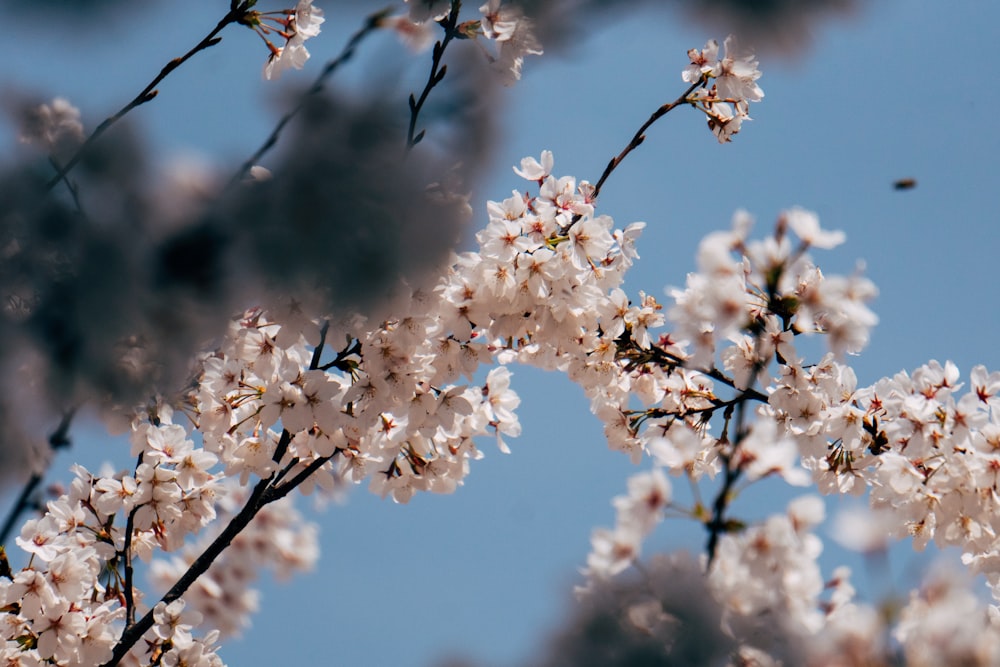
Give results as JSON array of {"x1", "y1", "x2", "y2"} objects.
[
  {"x1": 264, "y1": 36, "x2": 311, "y2": 81},
  {"x1": 586, "y1": 525, "x2": 642, "y2": 578},
  {"x1": 255, "y1": 1, "x2": 324, "y2": 80},
  {"x1": 715, "y1": 35, "x2": 764, "y2": 104},
  {"x1": 784, "y1": 207, "x2": 845, "y2": 249},
  {"x1": 513, "y1": 150, "x2": 554, "y2": 182},
  {"x1": 294, "y1": 0, "x2": 324, "y2": 38}
]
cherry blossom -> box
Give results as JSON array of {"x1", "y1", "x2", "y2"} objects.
[{"x1": 5, "y1": 10, "x2": 1000, "y2": 666}]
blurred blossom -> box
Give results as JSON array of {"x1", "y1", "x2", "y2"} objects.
[
  {"x1": 222, "y1": 91, "x2": 481, "y2": 316},
  {"x1": 831, "y1": 505, "x2": 894, "y2": 553},
  {"x1": 674, "y1": 0, "x2": 861, "y2": 52},
  {"x1": 530, "y1": 553, "x2": 736, "y2": 667},
  {"x1": 0, "y1": 61, "x2": 499, "y2": 484},
  {"x1": 14, "y1": 97, "x2": 84, "y2": 160},
  {"x1": 382, "y1": 14, "x2": 439, "y2": 53},
  {"x1": 1, "y1": 0, "x2": 155, "y2": 18},
  {"x1": 404, "y1": 0, "x2": 452, "y2": 23},
  {"x1": 508, "y1": 0, "x2": 862, "y2": 54}
]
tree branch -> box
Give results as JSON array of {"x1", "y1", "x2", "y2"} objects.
[
  {"x1": 0, "y1": 408, "x2": 77, "y2": 546},
  {"x1": 45, "y1": 6, "x2": 245, "y2": 191},
  {"x1": 229, "y1": 8, "x2": 392, "y2": 187},
  {"x1": 406, "y1": 1, "x2": 462, "y2": 151}
]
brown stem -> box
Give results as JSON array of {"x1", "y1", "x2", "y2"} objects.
[
  {"x1": 0, "y1": 474, "x2": 42, "y2": 547},
  {"x1": 122, "y1": 506, "x2": 140, "y2": 627},
  {"x1": 121, "y1": 453, "x2": 143, "y2": 628},
  {"x1": 100, "y1": 475, "x2": 272, "y2": 667},
  {"x1": 0, "y1": 408, "x2": 77, "y2": 546},
  {"x1": 590, "y1": 79, "x2": 703, "y2": 202},
  {"x1": 704, "y1": 351, "x2": 767, "y2": 566},
  {"x1": 644, "y1": 344, "x2": 769, "y2": 403},
  {"x1": 704, "y1": 404, "x2": 738, "y2": 566}
]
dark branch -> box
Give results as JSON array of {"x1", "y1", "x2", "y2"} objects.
[
  {"x1": 229, "y1": 8, "x2": 392, "y2": 187},
  {"x1": 406, "y1": 1, "x2": 463, "y2": 151},
  {"x1": 45, "y1": 6, "x2": 244, "y2": 191}
]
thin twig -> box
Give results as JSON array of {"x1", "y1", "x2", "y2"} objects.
[
  {"x1": 267, "y1": 454, "x2": 336, "y2": 501},
  {"x1": 704, "y1": 353, "x2": 769, "y2": 566},
  {"x1": 0, "y1": 408, "x2": 77, "y2": 546},
  {"x1": 590, "y1": 79, "x2": 703, "y2": 203},
  {"x1": 122, "y1": 453, "x2": 143, "y2": 628},
  {"x1": 45, "y1": 6, "x2": 245, "y2": 191},
  {"x1": 0, "y1": 474, "x2": 42, "y2": 547},
  {"x1": 704, "y1": 403, "x2": 738, "y2": 566},
  {"x1": 309, "y1": 320, "x2": 331, "y2": 371},
  {"x1": 228, "y1": 9, "x2": 392, "y2": 187},
  {"x1": 122, "y1": 505, "x2": 140, "y2": 627},
  {"x1": 406, "y1": 1, "x2": 462, "y2": 150},
  {"x1": 644, "y1": 344, "x2": 769, "y2": 403}
]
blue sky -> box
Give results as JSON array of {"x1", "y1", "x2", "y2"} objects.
[{"x1": 5, "y1": 1, "x2": 1000, "y2": 665}]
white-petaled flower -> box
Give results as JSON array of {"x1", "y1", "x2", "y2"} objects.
[
  {"x1": 706, "y1": 100, "x2": 744, "y2": 143},
  {"x1": 715, "y1": 35, "x2": 764, "y2": 104},
  {"x1": 153, "y1": 599, "x2": 201, "y2": 649},
  {"x1": 683, "y1": 36, "x2": 763, "y2": 143},
  {"x1": 683, "y1": 38, "x2": 720, "y2": 83},
  {"x1": 586, "y1": 524, "x2": 642, "y2": 578},
  {"x1": 294, "y1": 0, "x2": 324, "y2": 38},
  {"x1": 482, "y1": 366, "x2": 521, "y2": 453},
  {"x1": 264, "y1": 36, "x2": 311, "y2": 80},
  {"x1": 784, "y1": 206, "x2": 845, "y2": 249},
  {"x1": 513, "y1": 150, "x2": 554, "y2": 182},
  {"x1": 247, "y1": 1, "x2": 325, "y2": 80},
  {"x1": 735, "y1": 415, "x2": 810, "y2": 486}
]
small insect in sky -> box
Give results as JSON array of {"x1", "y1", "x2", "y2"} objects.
[{"x1": 893, "y1": 178, "x2": 917, "y2": 191}]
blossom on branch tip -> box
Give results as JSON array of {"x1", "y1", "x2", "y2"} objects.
[
  {"x1": 263, "y1": 35, "x2": 311, "y2": 80},
  {"x1": 683, "y1": 35, "x2": 763, "y2": 143},
  {"x1": 293, "y1": 0, "x2": 324, "y2": 39},
  {"x1": 242, "y1": 0, "x2": 324, "y2": 80}
]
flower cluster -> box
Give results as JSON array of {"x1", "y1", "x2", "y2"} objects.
[
  {"x1": 7, "y1": 11, "x2": 1000, "y2": 664},
  {"x1": 7, "y1": 127, "x2": 996, "y2": 662},
  {"x1": 587, "y1": 496, "x2": 1000, "y2": 665},
  {"x1": 240, "y1": 0, "x2": 325, "y2": 80},
  {"x1": 393, "y1": 0, "x2": 543, "y2": 83},
  {"x1": 684, "y1": 35, "x2": 764, "y2": 142},
  {"x1": 1, "y1": 453, "x2": 221, "y2": 664},
  {"x1": 772, "y1": 356, "x2": 1000, "y2": 601}
]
